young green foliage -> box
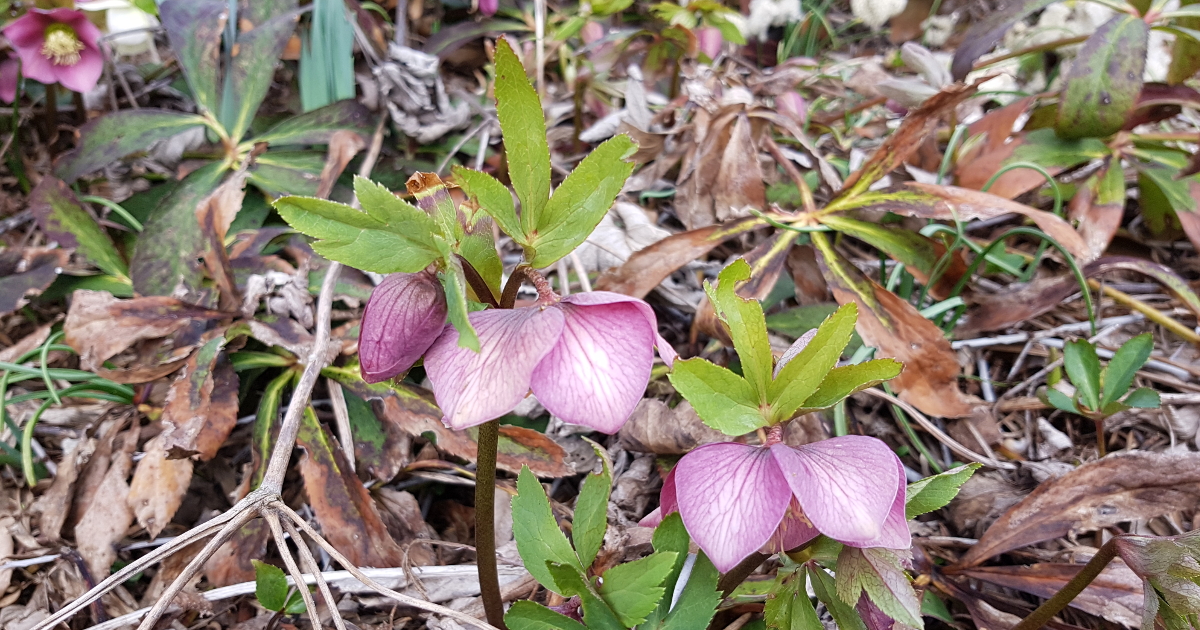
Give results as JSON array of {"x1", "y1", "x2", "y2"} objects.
[
  {"x1": 764, "y1": 567, "x2": 824, "y2": 630},
  {"x1": 512, "y1": 466, "x2": 585, "y2": 594},
  {"x1": 572, "y1": 445, "x2": 613, "y2": 570},
  {"x1": 1046, "y1": 334, "x2": 1161, "y2": 417},
  {"x1": 836, "y1": 547, "x2": 923, "y2": 630},
  {"x1": 669, "y1": 259, "x2": 902, "y2": 437},
  {"x1": 600, "y1": 553, "x2": 680, "y2": 626},
  {"x1": 252, "y1": 560, "x2": 306, "y2": 615},
  {"x1": 905, "y1": 464, "x2": 980, "y2": 519},
  {"x1": 505, "y1": 601, "x2": 589, "y2": 630}
]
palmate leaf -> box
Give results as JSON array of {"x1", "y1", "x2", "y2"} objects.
[
  {"x1": 599, "y1": 552, "x2": 678, "y2": 626},
  {"x1": 768, "y1": 303, "x2": 858, "y2": 422},
  {"x1": 667, "y1": 358, "x2": 766, "y2": 436}
]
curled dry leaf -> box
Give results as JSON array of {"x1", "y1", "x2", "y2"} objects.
[
  {"x1": 63, "y1": 290, "x2": 227, "y2": 372},
  {"x1": 127, "y1": 436, "x2": 194, "y2": 539},
  {"x1": 158, "y1": 335, "x2": 241, "y2": 460},
  {"x1": 75, "y1": 424, "x2": 139, "y2": 579},
  {"x1": 0, "y1": 248, "x2": 70, "y2": 316},
  {"x1": 594, "y1": 216, "x2": 767, "y2": 298},
  {"x1": 952, "y1": 97, "x2": 1047, "y2": 198},
  {"x1": 1067, "y1": 161, "x2": 1124, "y2": 262},
  {"x1": 814, "y1": 234, "x2": 977, "y2": 418},
  {"x1": 959, "y1": 451, "x2": 1200, "y2": 567},
  {"x1": 316, "y1": 129, "x2": 367, "y2": 199},
  {"x1": 30, "y1": 434, "x2": 95, "y2": 541},
  {"x1": 959, "y1": 560, "x2": 1143, "y2": 627},
  {"x1": 619, "y1": 399, "x2": 728, "y2": 455}
]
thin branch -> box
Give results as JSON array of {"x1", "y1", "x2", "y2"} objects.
[
  {"x1": 279, "y1": 515, "x2": 349, "y2": 630},
  {"x1": 266, "y1": 512, "x2": 327, "y2": 629},
  {"x1": 860, "y1": 388, "x2": 1017, "y2": 470}
]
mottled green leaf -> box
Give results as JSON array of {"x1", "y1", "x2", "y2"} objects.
[
  {"x1": 253, "y1": 100, "x2": 373, "y2": 147},
  {"x1": 252, "y1": 560, "x2": 289, "y2": 612},
  {"x1": 1101, "y1": 333, "x2": 1153, "y2": 408},
  {"x1": 130, "y1": 163, "x2": 225, "y2": 298},
  {"x1": 707, "y1": 258, "x2": 772, "y2": 398},
  {"x1": 438, "y1": 262, "x2": 480, "y2": 351},
  {"x1": 494, "y1": 37, "x2": 551, "y2": 234},
  {"x1": 55, "y1": 110, "x2": 210, "y2": 183},
  {"x1": 600, "y1": 552, "x2": 678, "y2": 627},
  {"x1": 159, "y1": 0, "x2": 226, "y2": 116},
  {"x1": 1064, "y1": 339, "x2": 1102, "y2": 411},
  {"x1": 249, "y1": 151, "x2": 325, "y2": 197},
  {"x1": 514, "y1": 467, "x2": 585, "y2": 594},
  {"x1": 29, "y1": 177, "x2": 128, "y2": 281},
  {"x1": 221, "y1": 10, "x2": 300, "y2": 141},
  {"x1": 528, "y1": 135, "x2": 636, "y2": 268},
  {"x1": 836, "y1": 547, "x2": 923, "y2": 629},
  {"x1": 1168, "y1": 0, "x2": 1200, "y2": 84},
  {"x1": 905, "y1": 464, "x2": 980, "y2": 519},
  {"x1": 769, "y1": 303, "x2": 858, "y2": 422},
  {"x1": 1055, "y1": 15, "x2": 1148, "y2": 139},
  {"x1": 506, "y1": 601, "x2": 589, "y2": 630},
  {"x1": 572, "y1": 451, "x2": 611, "y2": 570},
  {"x1": 667, "y1": 358, "x2": 766, "y2": 436},
  {"x1": 453, "y1": 165, "x2": 525, "y2": 242},
  {"x1": 1009, "y1": 129, "x2": 1111, "y2": 170}
]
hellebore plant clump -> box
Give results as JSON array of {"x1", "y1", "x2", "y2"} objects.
[{"x1": 278, "y1": 34, "x2": 975, "y2": 630}]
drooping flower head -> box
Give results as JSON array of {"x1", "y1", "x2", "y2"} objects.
[
  {"x1": 641, "y1": 434, "x2": 909, "y2": 572},
  {"x1": 2, "y1": 8, "x2": 103, "y2": 94},
  {"x1": 424, "y1": 277, "x2": 676, "y2": 433},
  {"x1": 359, "y1": 270, "x2": 448, "y2": 383}
]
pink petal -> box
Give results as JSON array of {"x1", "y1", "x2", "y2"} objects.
[
  {"x1": 561, "y1": 291, "x2": 675, "y2": 367},
  {"x1": 674, "y1": 442, "x2": 792, "y2": 572},
  {"x1": 637, "y1": 467, "x2": 678, "y2": 528},
  {"x1": 530, "y1": 300, "x2": 655, "y2": 433},
  {"x1": 13, "y1": 46, "x2": 57, "y2": 86},
  {"x1": 59, "y1": 9, "x2": 104, "y2": 47},
  {"x1": 359, "y1": 272, "x2": 448, "y2": 383},
  {"x1": 845, "y1": 457, "x2": 912, "y2": 550},
  {"x1": 769, "y1": 436, "x2": 902, "y2": 547},
  {"x1": 424, "y1": 306, "x2": 564, "y2": 430},
  {"x1": 2, "y1": 12, "x2": 53, "y2": 49},
  {"x1": 56, "y1": 45, "x2": 103, "y2": 93},
  {"x1": 0, "y1": 58, "x2": 17, "y2": 104},
  {"x1": 764, "y1": 497, "x2": 820, "y2": 553}
]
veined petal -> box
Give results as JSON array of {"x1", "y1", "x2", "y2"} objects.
[
  {"x1": 764, "y1": 497, "x2": 820, "y2": 554},
  {"x1": 846, "y1": 457, "x2": 912, "y2": 550},
  {"x1": 425, "y1": 306, "x2": 564, "y2": 429},
  {"x1": 560, "y1": 291, "x2": 675, "y2": 367},
  {"x1": 770, "y1": 436, "x2": 901, "y2": 546},
  {"x1": 1, "y1": 12, "x2": 52, "y2": 49},
  {"x1": 359, "y1": 272, "x2": 447, "y2": 383},
  {"x1": 637, "y1": 466, "x2": 678, "y2": 528},
  {"x1": 531, "y1": 300, "x2": 655, "y2": 433},
  {"x1": 57, "y1": 45, "x2": 103, "y2": 93},
  {"x1": 675, "y1": 442, "x2": 792, "y2": 572}
]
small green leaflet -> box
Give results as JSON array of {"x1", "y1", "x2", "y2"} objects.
[
  {"x1": 794, "y1": 359, "x2": 903, "y2": 413},
  {"x1": 493, "y1": 36, "x2": 551, "y2": 235},
  {"x1": 572, "y1": 448, "x2": 612, "y2": 570},
  {"x1": 764, "y1": 568, "x2": 823, "y2": 630},
  {"x1": 547, "y1": 563, "x2": 626, "y2": 630},
  {"x1": 1063, "y1": 339, "x2": 1102, "y2": 412},
  {"x1": 809, "y1": 566, "x2": 867, "y2": 630},
  {"x1": 513, "y1": 467, "x2": 585, "y2": 594},
  {"x1": 439, "y1": 261, "x2": 481, "y2": 352},
  {"x1": 657, "y1": 553, "x2": 721, "y2": 630},
  {"x1": 454, "y1": 165, "x2": 525, "y2": 244},
  {"x1": 707, "y1": 258, "x2": 773, "y2": 397},
  {"x1": 252, "y1": 560, "x2": 305, "y2": 614},
  {"x1": 505, "y1": 601, "x2": 589, "y2": 630},
  {"x1": 667, "y1": 358, "x2": 767, "y2": 435},
  {"x1": 599, "y1": 552, "x2": 679, "y2": 627},
  {"x1": 905, "y1": 464, "x2": 979, "y2": 519},
  {"x1": 1099, "y1": 333, "x2": 1153, "y2": 409},
  {"x1": 768, "y1": 303, "x2": 858, "y2": 422},
  {"x1": 639, "y1": 513, "x2": 692, "y2": 628}
]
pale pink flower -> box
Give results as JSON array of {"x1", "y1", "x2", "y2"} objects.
[
  {"x1": 641, "y1": 435, "x2": 909, "y2": 572},
  {"x1": 359, "y1": 271, "x2": 448, "y2": 383},
  {"x1": 2, "y1": 8, "x2": 103, "y2": 94},
  {"x1": 696, "y1": 26, "x2": 724, "y2": 60},
  {"x1": 777, "y1": 91, "x2": 808, "y2": 126},
  {"x1": 479, "y1": 0, "x2": 498, "y2": 16},
  {"x1": 0, "y1": 54, "x2": 17, "y2": 103},
  {"x1": 424, "y1": 291, "x2": 676, "y2": 432}
]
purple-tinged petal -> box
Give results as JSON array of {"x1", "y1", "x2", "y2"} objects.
[
  {"x1": 1, "y1": 12, "x2": 53, "y2": 49},
  {"x1": 774, "y1": 328, "x2": 818, "y2": 378},
  {"x1": 696, "y1": 26, "x2": 724, "y2": 59},
  {"x1": 777, "y1": 92, "x2": 808, "y2": 126},
  {"x1": 56, "y1": 45, "x2": 103, "y2": 93},
  {"x1": 479, "y1": 0, "x2": 498, "y2": 15},
  {"x1": 58, "y1": 9, "x2": 104, "y2": 48},
  {"x1": 856, "y1": 595, "x2": 912, "y2": 630},
  {"x1": 561, "y1": 291, "x2": 675, "y2": 367},
  {"x1": 425, "y1": 306, "x2": 564, "y2": 430},
  {"x1": 0, "y1": 57, "x2": 17, "y2": 104},
  {"x1": 638, "y1": 466, "x2": 678, "y2": 528},
  {"x1": 13, "y1": 45, "x2": 57, "y2": 86},
  {"x1": 847, "y1": 457, "x2": 911, "y2": 550},
  {"x1": 764, "y1": 497, "x2": 820, "y2": 553},
  {"x1": 359, "y1": 271, "x2": 448, "y2": 383},
  {"x1": 770, "y1": 436, "x2": 901, "y2": 546},
  {"x1": 675, "y1": 442, "x2": 791, "y2": 572},
  {"x1": 531, "y1": 300, "x2": 654, "y2": 433}
]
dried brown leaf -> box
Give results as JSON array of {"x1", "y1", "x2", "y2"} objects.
[
  {"x1": 316, "y1": 129, "x2": 367, "y2": 199},
  {"x1": 713, "y1": 114, "x2": 766, "y2": 223},
  {"x1": 31, "y1": 435, "x2": 94, "y2": 541},
  {"x1": 0, "y1": 248, "x2": 69, "y2": 315},
  {"x1": 158, "y1": 336, "x2": 240, "y2": 460},
  {"x1": 960, "y1": 560, "x2": 1143, "y2": 626},
  {"x1": 203, "y1": 520, "x2": 271, "y2": 587},
  {"x1": 75, "y1": 424, "x2": 139, "y2": 579},
  {"x1": 953, "y1": 97, "x2": 1040, "y2": 197},
  {"x1": 127, "y1": 436, "x2": 194, "y2": 539},
  {"x1": 619, "y1": 399, "x2": 728, "y2": 455},
  {"x1": 960, "y1": 451, "x2": 1200, "y2": 567},
  {"x1": 0, "y1": 324, "x2": 53, "y2": 363}
]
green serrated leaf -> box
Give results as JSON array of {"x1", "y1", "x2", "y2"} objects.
[
  {"x1": 793, "y1": 359, "x2": 903, "y2": 413},
  {"x1": 1101, "y1": 333, "x2": 1153, "y2": 408},
  {"x1": 283, "y1": 589, "x2": 308, "y2": 615},
  {"x1": 54, "y1": 110, "x2": 210, "y2": 183},
  {"x1": 438, "y1": 262, "x2": 480, "y2": 352},
  {"x1": 249, "y1": 150, "x2": 326, "y2": 197},
  {"x1": 600, "y1": 552, "x2": 678, "y2": 626},
  {"x1": 252, "y1": 560, "x2": 289, "y2": 612},
  {"x1": 765, "y1": 568, "x2": 823, "y2": 630},
  {"x1": 1055, "y1": 15, "x2": 1149, "y2": 139},
  {"x1": 547, "y1": 563, "x2": 626, "y2": 630},
  {"x1": 640, "y1": 513, "x2": 692, "y2": 628},
  {"x1": 29, "y1": 178, "x2": 129, "y2": 281},
  {"x1": 527, "y1": 135, "x2": 636, "y2": 268},
  {"x1": 454, "y1": 165, "x2": 525, "y2": 243},
  {"x1": 253, "y1": 100, "x2": 373, "y2": 147},
  {"x1": 273, "y1": 194, "x2": 441, "y2": 273},
  {"x1": 159, "y1": 0, "x2": 225, "y2": 117},
  {"x1": 708, "y1": 258, "x2": 773, "y2": 398},
  {"x1": 220, "y1": 10, "x2": 300, "y2": 141},
  {"x1": 1045, "y1": 387, "x2": 1081, "y2": 414},
  {"x1": 768, "y1": 303, "x2": 858, "y2": 422},
  {"x1": 658, "y1": 553, "x2": 721, "y2": 630},
  {"x1": 494, "y1": 37, "x2": 552, "y2": 234},
  {"x1": 667, "y1": 358, "x2": 766, "y2": 436},
  {"x1": 572, "y1": 455, "x2": 611, "y2": 570},
  {"x1": 836, "y1": 547, "x2": 923, "y2": 629},
  {"x1": 1124, "y1": 387, "x2": 1161, "y2": 409},
  {"x1": 505, "y1": 600, "x2": 590, "y2": 630},
  {"x1": 514, "y1": 467, "x2": 585, "y2": 594},
  {"x1": 905, "y1": 464, "x2": 980, "y2": 519},
  {"x1": 809, "y1": 566, "x2": 867, "y2": 630},
  {"x1": 1064, "y1": 339, "x2": 1102, "y2": 412}
]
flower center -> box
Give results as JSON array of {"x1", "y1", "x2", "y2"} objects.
[{"x1": 41, "y1": 25, "x2": 85, "y2": 66}]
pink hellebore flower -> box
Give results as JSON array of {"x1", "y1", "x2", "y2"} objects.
[
  {"x1": 641, "y1": 435, "x2": 909, "y2": 572},
  {"x1": 359, "y1": 271, "x2": 449, "y2": 383},
  {"x1": 479, "y1": 0, "x2": 498, "y2": 16},
  {"x1": 424, "y1": 291, "x2": 676, "y2": 432},
  {"x1": 2, "y1": 8, "x2": 103, "y2": 94},
  {"x1": 0, "y1": 54, "x2": 17, "y2": 104},
  {"x1": 696, "y1": 26, "x2": 724, "y2": 60}
]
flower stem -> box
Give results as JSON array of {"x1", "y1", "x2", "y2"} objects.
[
  {"x1": 459, "y1": 256, "x2": 499, "y2": 308},
  {"x1": 1010, "y1": 539, "x2": 1118, "y2": 630},
  {"x1": 717, "y1": 552, "x2": 768, "y2": 597},
  {"x1": 475, "y1": 419, "x2": 507, "y2": 628}
]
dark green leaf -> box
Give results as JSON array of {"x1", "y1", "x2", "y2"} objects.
[
  {"x1": 1009, "y1": 129, "x2": 1111, "y2": 170},
  {"x1": 252, "y1": 559, "x2": 289, "y2": 612},
  {"x1": 55, "y1": 110, "x2": 210, "y2": 183},
  {"x1": 159, "y1": 0, "x2": 226, "y2": 116},
  {"x1": 1101, "y1": 333, "x2": 1153, "y2": 408},
  {"x1": 600, "y1": 552, "x2": 678, "y2": 626},
  {"x1": 764, "y1": 569, "x2": 823, "y2": 630},
  {"x1": 921, "y1": 591, "x2": 954, "y2": 623},
  {"x1": 640, "y1": 513, "x2": 692, "y2": 628},
  {"x1": 514, "y1": 467, "x2": 585, "y2": 594},
  {"x1": 547, "y1": 563, "x2": 626, "y2": 630},
  {"x1": 809, "y1": 566, "x2": 867, "y2": 630},
  {"x1": 250, "y1": 151, "x2": 326, "y2": 197},
  {"x1": 1055, "y1": 15, "x2": 1149, "y2": 139},
  {"x1": 1063, "y1": 339, "x2": 1102, "y2": 411},
  {"x1": 221, "y1": 10, "x2": 300, "y2": 141},
  {"x1": 949, "y1": 0, "x2": 1056, "y2": 80},
  {"x1": 572, "y1": 451, "x2": 611, "y2": 570},
  {"x1": 1168, "y1": 0, "x2": 1200, "y2": 84},
  {"x1": 438, "y1": 262, "x2": 480, "y2": 352},
  {"x1": 769, "y1": 303, "x2": 858, "y2": 422},
  {"x1": 493, "y1": 37, "x2": 551, "y2": 233},
  {"x1": 453, "y1": 165, "x2": 524, "y2": 243},
  {"x1": 658, "y1": 553, "x2": 721, "y2": 630},
  {"x1": 130, "y1": 163, "x2": 226, "y2": 298},
  {"x1": 1045, "y1": 387, "x2": 1081, "y2": 414},
  {"x1": 708, "y1": 258, "x2": 773, "y2": 398},
  {"x1": 458, "y1": 225, "x2": 504, "y2": 300},
  {"x1": 528, "y1": 135, "x2": 637, "y2": 268},
  {"x1": 253, "y1": 100, "x2": 373, "y2": 147},
  {"x1": 836, "y1": 547, "x2": 923, "y2": 629},
  {"x1": 283, "y1": 589, "x2": 308, "y2": 615},
  {"x1": 794, "y1": 359, "x2": 903, "y2": 413},
  {"x1": 666, "y1": 358, "x2": 766, "y2": 436},
  {"x1": 505, "y1": 601, "x2": 589, "y2": 630},
  {"x1": 905, "y1": 464, "x2": 980, "y2": 519},
  {"x1": 28, "y1": 177, "x2": 128, "y2": 280},
  {"x1": 1124, "y1": 387, "x2": 1161, "y2": 409}
]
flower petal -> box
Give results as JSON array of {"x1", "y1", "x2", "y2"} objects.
[
  {"x1": 675, "y1": 442, "x2": 792, "y2": 572},
  {"x1": 764, "y1": 497, "x2": 820, "y2": 554},
  {"x1": 56, "y1": 45, "x2": 103, "y2": 93},
  {"x1": 560, "y1": 291, "x2": 675, "y2": 367},
  {"x1": 359, "y1": 272, "x2": 447, "y2": 383},
  {"x1": 2, "y1": 12, "x2": 52, "y2": 49},
  {"x1": 770, "y1": 436, "x2": 902, "y2": 546},
  {"x1": 846, "y1": 457, "x2": 911, "y2": 550},
  {"x1": 424, "y1": 306, "x2": 564, "y2": 430},
  {"x1": 531, "y1": 300, "x2": 655, "y2": 433},
  {"x1": 0, "y1": 58, "x2": 17, "y2": 104}
]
